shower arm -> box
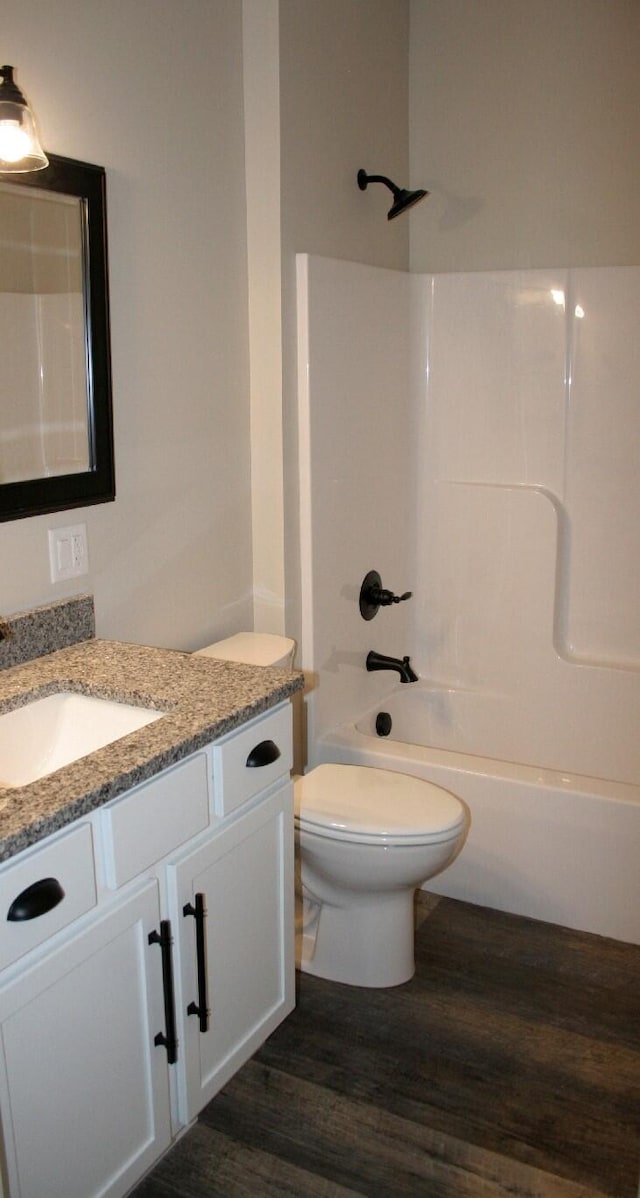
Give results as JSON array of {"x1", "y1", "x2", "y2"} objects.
[{"x1": 357, "y1": 171, "x2": 402, "y2": 200}]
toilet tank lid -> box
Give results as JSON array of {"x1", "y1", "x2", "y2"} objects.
[{"x1": 194, "y1": 632, "x2": 296, "y2": 667}]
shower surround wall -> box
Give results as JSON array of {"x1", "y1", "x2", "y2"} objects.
[
  {"x1": 297, "y1": 254, "x2": 640, "y2": 935},
  {"x1": 412, "y1": 266, "x2": 640, "y2": 786},
  {"x1": 297, "y1": 255, "x2": 414, "y2": 741}
]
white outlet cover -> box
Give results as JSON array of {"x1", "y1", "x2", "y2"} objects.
[{"x1": 48, "y1": 523, "x2": 89, "y2": 582}]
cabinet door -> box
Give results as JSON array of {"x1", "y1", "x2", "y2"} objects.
[
  {"x1": 171, "y1": 782, "x2": 295, "y2": 1124},
  {"x1": 0, "y1": 881, "x2": 172, "y2": 1198}
]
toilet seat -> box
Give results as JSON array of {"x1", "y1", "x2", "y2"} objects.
[{"x1": 295, "y1": 764, "x2": 466, "y2": 847}]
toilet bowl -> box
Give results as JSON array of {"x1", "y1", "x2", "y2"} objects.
[
  {"x1": 295, "y1": 763, "x2": 467, "y2": 988},
  {"x1": 192, "y1": 632, "x2": 468, "y2": 989}
]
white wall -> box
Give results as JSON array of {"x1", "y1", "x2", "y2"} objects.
[
  {"x1": 409, "y1": 0, "x2": 640, "y2": 272},
  {"x1": 1, "y1": 0, "x2": 253, "y2": 650},
  {"x1": 1, "y1": 0, "x2": 412, "y2": 659},
  {"x1": 279, "y1": 0, "x2": 411, "y2": 664},
  {"x1": 9, "y1": 3, "x2": 633, "y2": 678},
  {"x1": 279, "y1": 0, "x2": 411, "y2": 274},
  {"x1": 243, "y1": 0, "x2": 286, "y2": 636}
]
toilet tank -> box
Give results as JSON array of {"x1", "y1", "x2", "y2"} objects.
[{"x1": 194, "y1": 632, "x2": 296, "y2": 669}]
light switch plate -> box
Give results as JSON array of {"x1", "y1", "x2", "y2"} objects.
[{"x1": 48, "y1": 523, "x2": 90, "y2": 582}]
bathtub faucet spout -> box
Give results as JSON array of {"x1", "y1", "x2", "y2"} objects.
[{"x1": 366, "y1": 650, "x2": 418, "y2": 684}]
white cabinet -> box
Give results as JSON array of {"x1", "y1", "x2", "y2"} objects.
[
  {"x1": 0, "y1": 880, "x2": 172, "y2": 1198},
  {"x1": 0, "y1": 701, "x2": 294, "y2": 1198},
  {"x1": 171, "y1": 782, "x2": 294, "y2": 1122}
]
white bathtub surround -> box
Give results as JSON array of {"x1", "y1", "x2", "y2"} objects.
[
  {"x1": 297, "y1": 255, "x2": 413, "y2": 746},
  {"x1": 297, "y1": 255, "x2": 640, "y2": 944},
  {"x1": 412, "y1": 266, "x2": 640, "y2": 784}
]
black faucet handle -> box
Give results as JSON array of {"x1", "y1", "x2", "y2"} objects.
[
  {"x1": 360, "y1": 571, "x2": 413, "y2": 620},
  {"x1": 378, "y1": 588, "x2": 412, "y2": 606}
]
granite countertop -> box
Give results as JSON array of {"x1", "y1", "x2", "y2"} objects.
[{"x1": 0, "y1": 639, "x2": 304, "y2": 863}]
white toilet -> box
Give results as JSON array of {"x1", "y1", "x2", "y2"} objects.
[
  {"x1": 295, "y1": 764, "x2": 467, "y2": 988},
  {"x1": 194, "y1": 632, "x2": 468, "y2": 989}
]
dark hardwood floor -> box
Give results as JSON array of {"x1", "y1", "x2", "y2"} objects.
[{"x1": 132, "y1": 894, "x2": 640, "y2": 1197}]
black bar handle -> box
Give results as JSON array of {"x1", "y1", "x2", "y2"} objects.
[
  {"x1": 245, "y1": 738, "x2": 281, "y2": 769},
  {"x1": 148, "y1": 920, "x2": 178, "y2": 1064},
  {"x1": 183, "y1": 892, "x2": 209, "y2": 1033},
  {"x1": 7, "y1": 877, "x2": 65, "y2": 922}
]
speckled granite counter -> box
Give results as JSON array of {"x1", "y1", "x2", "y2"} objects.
[{"x1": 0, "y1": 639, "x2": 304, "y2": 863}]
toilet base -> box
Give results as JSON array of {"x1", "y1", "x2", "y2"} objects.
[{"x1": 296, "y1": 887, "x2": 416, "y2": 988}]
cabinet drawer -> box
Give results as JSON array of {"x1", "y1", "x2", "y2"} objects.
[
  {"x1": 212, "y1": 704, "x2": 292, "y2": 817},
  {"x1": 100, "y1": 752, "x2": 210, "y2": 888},
  {"x1": 0, "y1": 823, "x2": 96, "y2": 971}
]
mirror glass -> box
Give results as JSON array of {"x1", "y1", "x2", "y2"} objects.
[{"x1": 0, "y1": 154, "x2": 114, "y2": 520}]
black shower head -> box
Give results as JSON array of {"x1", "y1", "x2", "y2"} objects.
[{"x1": 357, "y1": 168, "x2": 428, "y2": 220}]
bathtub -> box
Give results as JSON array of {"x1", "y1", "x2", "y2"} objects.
[{"x1": 314, "y1": 684, "x2": 640, "y2": 945}]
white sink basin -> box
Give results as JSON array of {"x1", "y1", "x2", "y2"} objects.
[{"x1": 0, "y1": 692, "x2": 164, "y2": 788}]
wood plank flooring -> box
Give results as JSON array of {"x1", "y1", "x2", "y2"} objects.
[{"x1": 132, "y1": 895, "x2": 640, "y2": 1197}]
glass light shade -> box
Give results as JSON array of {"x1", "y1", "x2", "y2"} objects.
[{"x1": 0, "y1": 99, "x2": 48, "y2": 172}]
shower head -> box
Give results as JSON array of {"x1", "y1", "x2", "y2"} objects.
[{"x1": 357, "y1": 168, "x2": 428, "y2": 220}]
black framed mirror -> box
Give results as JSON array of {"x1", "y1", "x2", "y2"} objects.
[{"x1": 0, "y1": 153, "x2": 115, "y2": 521}]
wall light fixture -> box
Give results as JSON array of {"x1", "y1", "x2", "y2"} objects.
[{"x1": 0, "y1": 65, "x2": 48, "y2": 173}]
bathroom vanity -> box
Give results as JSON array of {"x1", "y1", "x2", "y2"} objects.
[{"x1": 0, "y1": 639, "x2": 303, "y2": 1198}]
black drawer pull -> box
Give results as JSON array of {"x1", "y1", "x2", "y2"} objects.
[
  {"x1": 183, "y1": 892, "x2": 209, "y2": 1033},
  {"x1": 148, "y1": 920, "x2": 178, "y2": 1064},
  {"x1": 245, "y1": 738, "x2": 281, "y2": 769},
  {"x1": 7, "y1": 877, "x2": 65, "y2": 922}
]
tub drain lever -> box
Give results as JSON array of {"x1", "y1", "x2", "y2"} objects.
[{"x1": 359, "y1": 570, "x2": 412, "y2": 621}]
